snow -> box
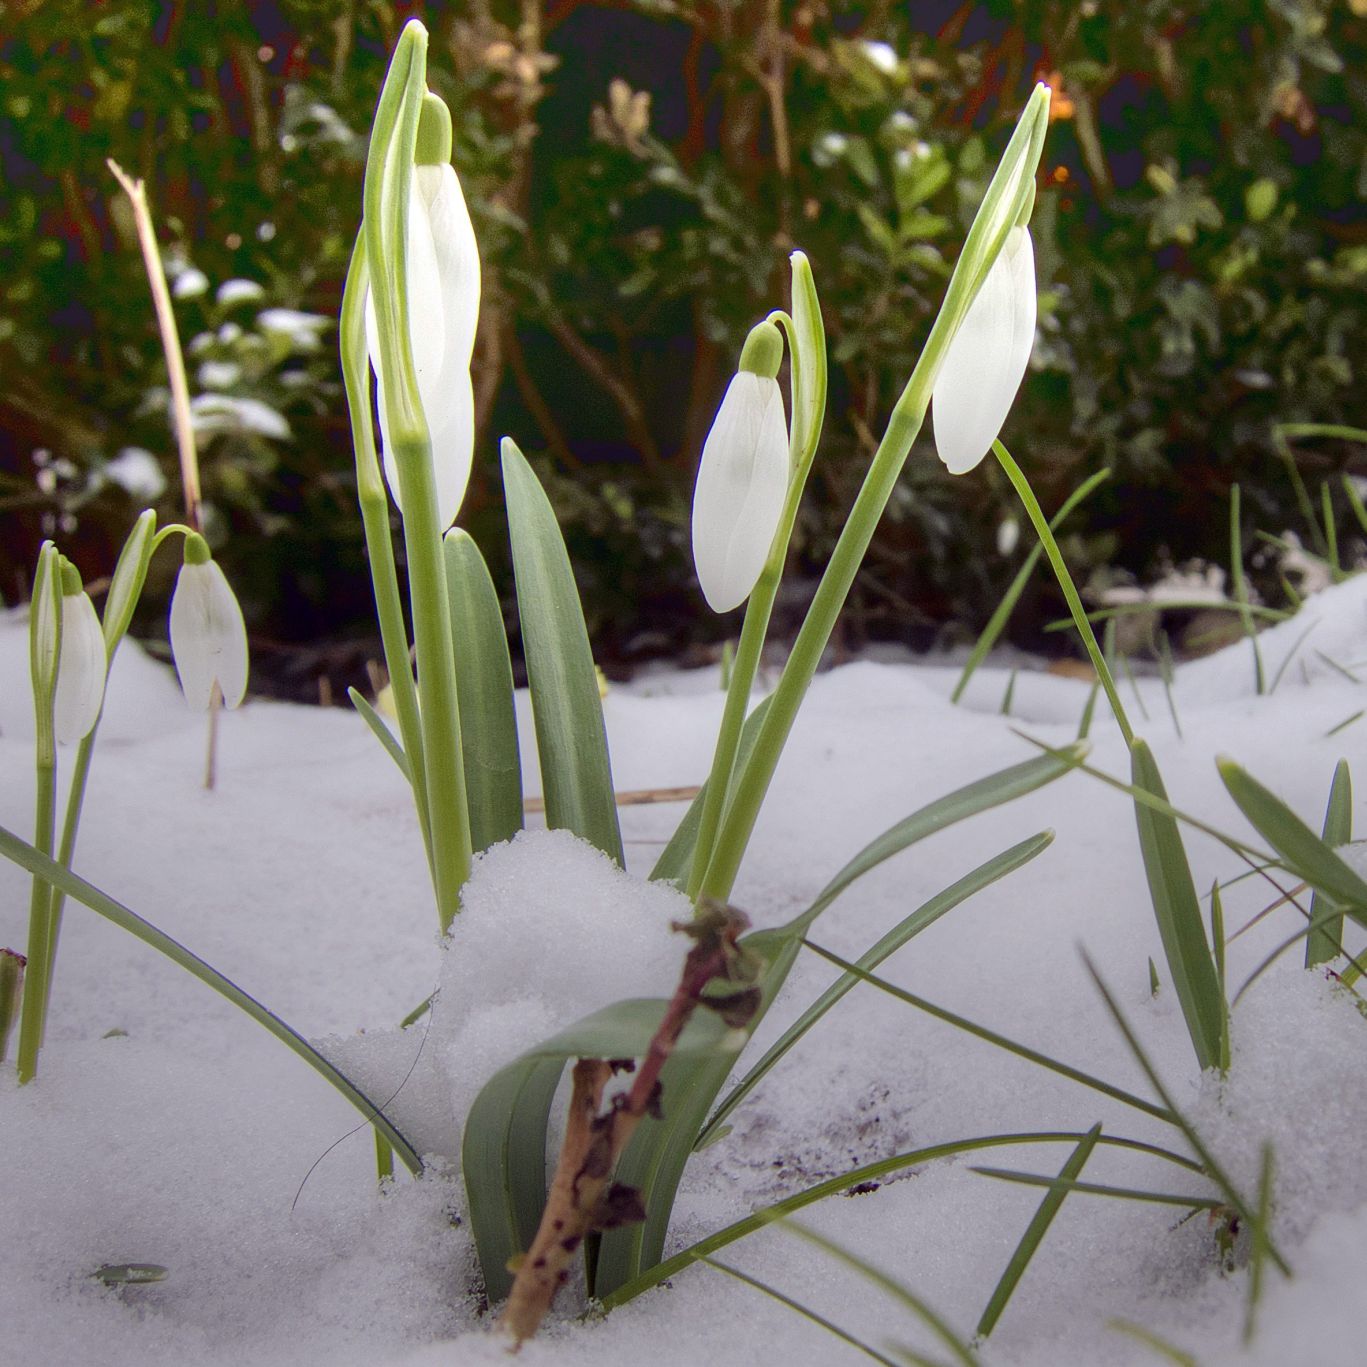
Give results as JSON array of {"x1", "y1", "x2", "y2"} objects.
[{"x1": 3, "y1": 578, "x2": 1366, "y2": 1367}]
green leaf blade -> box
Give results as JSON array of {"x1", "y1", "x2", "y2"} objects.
[{"x1": 1306, "y1": 760, "x2": 1352, "y2": 967}]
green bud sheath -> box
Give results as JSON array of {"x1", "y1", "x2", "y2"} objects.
[
  {"x1": 738, "y1": 320, "x2": 783, "y2": 379},
  {"x1": 416, "y1": 91, "x2": 453, "y2": 166},
  {"x1": 184, "y1": 531, "x2": 212, "y2": 565}
]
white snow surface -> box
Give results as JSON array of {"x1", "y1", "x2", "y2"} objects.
[{"x1": 3, "y1": 580, "x2": 1367, "y2": 1367}]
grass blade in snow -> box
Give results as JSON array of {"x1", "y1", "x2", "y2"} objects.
[
  {"x1": 502, "y1": 438, "x2": 623, "y2": 865},
  {"x1": 0, "y1": 822, "x2": 422, "y2": 1174},
  {"x1": 463, "y1": 998, "x2": 730, "y2": 1302},
  {"x1": 1131, "y1": 739, "x2": 1227, "y2": 1073},
  {"x1": 348, "y1": 687, "x2": 411, "y2": 781},
  {"x1": 595, "y1": 746, "x2": 1086, "y2": 1297},
  {"x1": 1305, "y1": 760, "x2": 1352, "y2": 967},
  {"x1": 444, "y1": 528, "x2": 523, "y2": 853},
  {"x1": 976, "y1": 1123, "x2": 1101, "y2": 1338},
  {"x1": 1218, "y1": 758, "x2": 1367, "y2": 925},
  {"x1": 703, "y1": 831, "x2": 1056, "y2": 1142}
]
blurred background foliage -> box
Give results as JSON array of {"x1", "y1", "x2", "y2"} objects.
[{"x1": 1, "y1": 0, "x2": 1364, "y2": 694}]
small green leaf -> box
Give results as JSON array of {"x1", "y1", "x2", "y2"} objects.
[
  {"x1": 1131, "y1": 740, "x2": 1226, "y2": 1072},
  {"x1": 1306, "y1": 760, "x2": 1352, "y2": 967},
  {"x1": 93, "y1": 1263, "x2": 168, "y2": 1286},
  {"x1": 502, "y1": 439, "x2": 623, "y2": 865},
  {"x1": 348, "y1": 687, "x2": 410, "y2": 781},
  {"x1": 444, "y1": 528, "x2": 523, "y2": 853}
]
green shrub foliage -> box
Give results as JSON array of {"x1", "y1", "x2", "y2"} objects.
[{"x1": 2, "y1": 1, "x2": 1363, "y2": 673}]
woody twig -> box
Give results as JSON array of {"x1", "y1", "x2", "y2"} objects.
[{"x1": 499, "y1": 901, "x2": 760, "y2": 1345}]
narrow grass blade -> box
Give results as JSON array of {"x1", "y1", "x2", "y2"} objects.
[
  {"x1": 1271, "y1": 424, "x2": 1329, "y2": 558},
  {"x1": 1321, "y1": 482, "x2": 1342, "y2": 580},
  {"x1": 1157, "y1": 631, "x2": 1182, "y2": 739},
  {"x1": 444, "y1": 528, "x2": 523, "y2": 853},
  {"x1": 1120, "y1": 651, "x2": 1152, "y2": 722},
  {"x1": 700, "y1": 1258, "x2": 902, "y2": 1367},
  {"x1": 1229, "y1": 484, "x2": 1265, "y2": 694},
  {"x1": 0, "y1": 821, "x2": 422, "y2": 1173},
  {"x1": 1306, "y1": 760, "x2": 1352, "y2": 967},
  {"x1": 796, "y1": 940, "x2": 1173, "y2": 1124},
  {"x1": 1131, "y1": 740, "x2": 1227, "y2": 1072},
  {"x1": 1326, "y1": 709, "x2": 1364, "y2": 738},
  {"x1": 971, "y1": 1167, "x2": 1220, "y2": 1210},
  {"x1": 1217, "y1": 758, "x2": 1367, "y2": 927},
  {"x1": 1342, "y1": 471, "x2": 1367, "y2": 536},
  {"x1": 1109, "y1": 1319, "x2": 1200, "y2": 1366},
  {"x1": 463, "y1": 997, "x2": 731, "y2": 1302},
  {"x1": 780, "y1": 1220, "x2": 979, "y2": 1367},
  {"x1": 704, "y1": 832, "x2": 1057, "y2": 1143},
  {"x1": 999, "y1": 669, "x2": 1018, "y2": 716},
  {"x1": 598, "y1": 1129, "x2": 1202, "y2": 1311},
  {"x1": 951, "y1": 469, "x2": 1109, "y2": 704},
  {"x1": 1077, "y1": 678, "x2": 1100, "y2": 740},
  {"x1": 976, "y1": 1123, "x2": 1102, "y2": 1338},
  {"x1": 502, "y1": 439, "x2": 623, "y2": 865},
  {"x1": 1267, "y1": 620, "x2": 1319, "y2": 695},
  {"x1": 1235, "y1": 910, "x2": 1367, "y2": 1006},
  {"x1": 1244, "y1": 1143, "x2": 1274, "y2": 1345},
  {"x1": 1082, "y1": 951, "x2": 1290, "y2": 1277},
  {"x1": 348, "y1": 687, "x2": 411, "y2": 781}
]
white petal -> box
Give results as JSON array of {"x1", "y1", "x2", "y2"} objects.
[
  {"x1": 419, "y1": 164, "x2": 481, "y2": 368},
  {"x1": 932, "y1": 226, "x2": 1037, "y2": 475},
  {"x1": 691, "y1": 373, "x2": 791, "y2": 612},
  {"x1": 169, "y1": 561, "x2": 249, "y2": 710},
  {"x1": 53, "y1": 592, "x2": 107, "y2": 744},
  {"x1": 380, "y1": 365, "x2": 474, "y2": 531}
]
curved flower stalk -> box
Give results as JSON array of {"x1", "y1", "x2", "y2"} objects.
[
  {"x1": 365, "y1": 93, "x2": 481, "y2": 531},
  {"x1": 691, "y1": 320, "x2": 791, "y2": 613},
  {"x1": 169, "y1": 533, "x2": 249, "y2": 710},
  {"x1": 932, "y1": 224, "x2": 1037, "y2": 475},
  {"x1": 53, "y1": 562, "x2": 107, "y2": 745}
]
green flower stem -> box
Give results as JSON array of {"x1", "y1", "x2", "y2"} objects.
[
  {"x1": 697, "y1": 88, "x2": 1049, "y2": 904},
  {"x1": 16, "y1": 756, "x2": 56, "y2": 1082},
  {"x1": 361, "y1": 20, "x2": 471, "y2": 928},
  {"x1": 339, "y1": 236, "x2": 434, "y2": 881},
  {"x1": 992, "y1": 441, "x2": 1134, "y2": 746}
]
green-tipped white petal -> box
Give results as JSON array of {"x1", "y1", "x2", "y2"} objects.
[
  {"x1": 932, "y1": 226, "x2": 1037, "y2": 475},
  {"x1": 53, "y1": 589, "x2": 107, "y2": 744},
  {"x1": 366, "y1": 165, "x2": 481, "y2": 530},
  {"x1": 169, "y1": 560, "x2": 249, "y2": 709},
  {"x1": 691, "y1": 372, "x2": 790, "y2": 613}
]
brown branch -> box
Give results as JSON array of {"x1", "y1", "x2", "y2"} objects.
[{"x1": 499, "y1": 902, "x2": 758, "y2": 1345}]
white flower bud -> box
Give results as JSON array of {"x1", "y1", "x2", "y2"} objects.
[
  {"x1": 169, "y1": 540, "x2": 249, "y2": 709},
  {"x1": 53, "y1": 568, "x2": 108, "y2": 744},
  {"x1": 932, "y1": 225, "x2": 1037, "y2": 475},
  {"x1": 691, "y1": 370, "x2": 790, "y2": 613}
]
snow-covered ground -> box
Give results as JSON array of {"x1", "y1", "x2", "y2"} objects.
[{"x1": 3, "y1": 578, "x2": 1367, "y2": 1367}]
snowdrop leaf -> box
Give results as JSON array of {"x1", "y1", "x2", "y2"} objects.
[
  {"x1": 1218, "y1": 757, "x2": 1367, "y2": 926},
  {"x1": 1131, "y1": 740, "x2": 1226, "y2": 1073},
  {"x1": 444, "y1": 528, "x2": 522, "y2": 853},
  {"x1": 503, "y1": 438, "x2": 623, "y2": 865},
  {"x1": 789, "y1": 250, "x2": 826, "y2": 467},
  {"x1": 347, "y1": 687, "x2": 410, "y2": 781},
  {"x1": 463, "y1": 999, "x2": 731, "y2": 1302},
  {"x1": 1306, "y1": 759, "x2": 1352, "y2": 967},
  {"x1": 102, "y1": 510, "x2": 157, "y2": 653}
]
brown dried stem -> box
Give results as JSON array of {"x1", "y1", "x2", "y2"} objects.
[{"x1": 499, "y1": 903, "x2": 757, "y2": 1345}]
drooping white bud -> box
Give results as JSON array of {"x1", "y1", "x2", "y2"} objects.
[
  {"x1": 692, "y1": 321, "x2": 791, "y2": 613},
  {"x1": 365, "y1": 163, "x2": 481, "y2": 531},
  {"x1": 932, "y1": 225, "x2": 1037, "y2": 475},
  {"x1": 168, "y1": 536, "x2": 249, "y2": 709},
  {"x1": 53, "y1": 563, "x2": 108, "y2": 744}
]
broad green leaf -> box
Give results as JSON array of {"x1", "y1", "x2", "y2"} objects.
[
  {"x1": 702, "y1": 832, "x2": 1056, "y2": 1144},
  {"x1": 1131, "y1": 740, "x2": 1226, "y2": 1072},
  {"x1": 444, "y1": 528, "x2": 523, "y2": 852},
  {"x1": 348, "y1": 687, "x2": 410, "y2": 781},
  {"x1": 502, "y1": 439, "x2": 623, "y2": 865},
  {"x1": 0, "y1": 822, "x2": 422, "y2": 1173},
  {"x1": 976, "y1": 1124, "x2": 1101, "y2": 1338},
  {"x1": 1306, "y1": 760, "x2": 1352, "y2": 967},
  {"x1": 462, "y1": 997, "x2": 731, "y2": 1303},
  {"x1": 1218, "y1": 757, "x2": 1367, "y2": 925}
]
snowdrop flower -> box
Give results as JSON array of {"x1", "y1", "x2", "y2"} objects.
[
  {"x1": 53, "y1": 561, "x2": 107, "y2": 744},
  {"x1": 365, "y1": 95, "x2": 481, "y2": 531},
  {"x1": 932, "y1": 224, "x2": 1037, "y2": 475},
  {"x1": 692, "y1": 320, "x2": 790, "y2": 613},
  {"x1": 169, "y1": 534, "x2": 249, "y2": 709}
]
